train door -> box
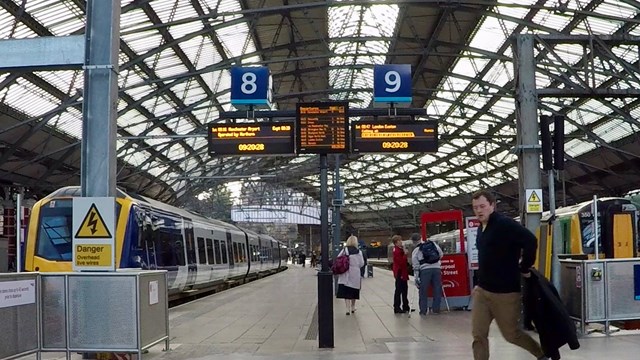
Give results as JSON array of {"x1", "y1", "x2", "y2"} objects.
[
  {"x1": 598, "y1": 201, "x2": 637, "y2": 258},
  {"x1": 183, "y1": 218, "x2": 197, "y2": 285},
  {"x1": 612, "y1": 214, "x2": 634, "y2": 258},
  {"x1": 226, "y1": 231, "x2": 234, "y2": 268}
]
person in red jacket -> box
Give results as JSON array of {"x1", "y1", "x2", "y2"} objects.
[{"x1": 391, "y1": 235, "x2": 410, "y2": 313}]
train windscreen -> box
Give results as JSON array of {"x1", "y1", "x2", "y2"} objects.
[
  {"x1": 35, "y1": 199, "x2": 122, "y2": 262},
  {"x1": 36, "y1": 203, "x2": 73, "y2": 261},
  {"x1": 579, "y1": 213, "x2": 602, "y2": 254}
]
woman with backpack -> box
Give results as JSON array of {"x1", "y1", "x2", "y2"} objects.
[{"x1": 335, "y1": 235, "x2": 365, "y2": 315}]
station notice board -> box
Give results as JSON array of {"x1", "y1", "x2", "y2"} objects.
[
  {"x1": 296, "y1": 101, "x2": 349, "y2": 154},
  {"x1": 207, "y1": 122, "x2": 294, "y2": 155},
  {"x1": 352, "y1": 120, "x2": 438, "y2": 153}
]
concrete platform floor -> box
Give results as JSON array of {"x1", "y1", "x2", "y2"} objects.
[{"x1": 25, "y1": 264, "x2": 640, "y2": 359}]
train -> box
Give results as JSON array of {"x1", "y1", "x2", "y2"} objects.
[
  {"x1": 537, "y1": 197, "x2": 639, "y2": 276},
  {"x1": 23, "y1": 186, "x2": 288, "y2": 300},
  {"x1": 386, "y1": 197, "x2": 640, "y2": 279}
]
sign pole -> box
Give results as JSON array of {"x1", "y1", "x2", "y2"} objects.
[
  {"x1": 593, "y1": 195, "x2": 599, "y2": 260},
  {"x1": 318, "y1": 154, "x2": 334, "y2": 348},
  {"x1": 15, "y1": 193, "x2": 22, "y2": 273},
  {"x1": 549, "y1": 170, "x2": 562, "y2": 290}
]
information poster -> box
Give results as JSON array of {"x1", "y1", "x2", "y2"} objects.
[{"x1": 465, "y1": 217, "x2": 480, "y2": 270}]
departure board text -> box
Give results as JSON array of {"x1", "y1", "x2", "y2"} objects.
[
  {"x1": 207, "y1": 122, "x2": 294, "y2": 155},
  {"x1": 352, "y1": 120, "x2": 438, "y2": 153},
  {"x1": 296, "y1": 102, "x2": 349, "y2": 154}
]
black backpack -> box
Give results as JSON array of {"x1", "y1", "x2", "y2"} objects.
[{"x1": 419, "y1": 241, "x2": 441, "y2": 264}]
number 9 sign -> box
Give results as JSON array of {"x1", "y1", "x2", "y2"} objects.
[
  {"x1": 373, "y1": 64, "x2": 412, "y2": 104},
  {"x1": 231, "y1": 66, "x2": 272, "y2": 107}
]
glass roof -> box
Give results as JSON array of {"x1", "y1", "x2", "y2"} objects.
[{"x1": 1, "y1": 0, "x2": 639, "y2": 220}]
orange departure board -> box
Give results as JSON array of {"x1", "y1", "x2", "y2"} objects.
[
  {"x1": 207, "y1": 122, "x2": 294, "y2": 155},
  {"x1": 296, "y1": 102, "x2": 349, "y2": 154},
  {"x1": 352, "y1": 120, "x2": 438, "y2": 153}
]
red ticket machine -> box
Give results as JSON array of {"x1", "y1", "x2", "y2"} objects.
[{"x1": 420, "y1": 210, "x2": 472, "y2": 310}]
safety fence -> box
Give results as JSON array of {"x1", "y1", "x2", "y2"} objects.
[
  {"x1": 560, "y1": 259, "x2": 640, "y2": 335},
  {"x1": 1, "y1": 270, "x2": 168, "y2": 360}
]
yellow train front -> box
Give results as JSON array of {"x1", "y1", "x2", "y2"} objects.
[
  {"x1": 24, "y1": 187, "x2": 286, "y2": 299},
  {"x1": 536, "y1": 197, "x2": 639, "y2": 277}
]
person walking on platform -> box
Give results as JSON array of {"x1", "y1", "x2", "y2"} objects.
[
  {"x1": 299, "y1": 252, "x2": 306, "y2": 267},
  {"x1": 411, "y1": 235, "x2": 444, "y2": 315},
  {"x1": 470, "y1": 190, "x2": 548, "y2": 360},
  {"x1": 336, "y1": 235, "x2": 366, "y2": 315},
  {"x1": 391, "y1": 235, "x2": 410, "y2": 313}
]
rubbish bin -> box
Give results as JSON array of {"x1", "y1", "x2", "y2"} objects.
[{"x1": 367, "y1": 264, "x2": 374, "y2": 277}]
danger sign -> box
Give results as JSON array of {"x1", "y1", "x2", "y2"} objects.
[
  {"x1": 75, "y1": 244, "x2": 113, "y2": 267},
  {"x1": 72, "y1": 197, "x2": 116, "y2": 271},
  {"x1": 75, "y1": 203, "x2": 112, "y2": 238},
  {"x1": 525, "y1": 189, "x2": 543, "y2": 214}
]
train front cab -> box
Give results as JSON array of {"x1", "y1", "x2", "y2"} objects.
[
  {"x1": 537, "y1": 198, "x2": 638, "y2": 279},
  {"x1": 25, "y1": 193, "x2": 130, "y2": 272}
]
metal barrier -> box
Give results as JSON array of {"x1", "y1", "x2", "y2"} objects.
[
  {"x1": 41, "y1": 270, "x2": 169, "y2": 359},
  {"x1": 2, "y1": 270, "x2": 168, "y2": 360},
  {"x1": 560, "y1": 259, "x2": 640, "y2": 335},
  {"x1": 0, "y1": 272, "x2": 40, "y2": 360}
]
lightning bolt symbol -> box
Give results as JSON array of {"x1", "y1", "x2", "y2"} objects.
[{"x1": 88, "y1": 211, "x2": 98, "y2": 234}]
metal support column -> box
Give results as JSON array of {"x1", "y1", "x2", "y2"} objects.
[
  {"x1": 333, "y1": 155, "x2": 342, "y2": 258},
  {"x1": 318, "y1": 154, "x2": 334, "y2": 348},
  {"x1": 513, "y1": 34, "x2": 542, "y2": 234},
  {"x1": 81, "y1": 0, "x2": 121, "y2": 197}
]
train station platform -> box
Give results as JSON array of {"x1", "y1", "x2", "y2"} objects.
[
  {"x1": 28, "y1": 263, "x2": 640, "y2": 360},
  {"x1": 121, "y1": 264, "x2": 640, "y2": 360}
]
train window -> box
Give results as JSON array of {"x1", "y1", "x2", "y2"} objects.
[
  {"x1": 241, "y1": 243, "x2": 246, "y2": 262},
  {"x1": 580, "y1": 216, "x2": 602, "y2": 254},
  {"x1": 173, "y1": 233, "x2": 186, "y2": 266},
  {"x1": 220, "y1": 241, "x2": 228, "y2": 264},
  {"x1": 197, "y1": 237, "x2": 207, "y2": 264},
  {"x1": 185, "y1": 228, "x2": 196, "y2": 265},
  {"x1": 36, "y1": 207, "x2": 73, "y2": 261},
  {"x1": 232, "y1": 242, "x2": 239, "y2": 262},
  {"x1": 206, "y1": 238, "x2": 214, "y2": 265},
  {"x1": 214, "y1": 239, "x2": 222, "y2": 264},
  {"x1": 154, "y1": 231, "x2": 181, "y2": 267}
]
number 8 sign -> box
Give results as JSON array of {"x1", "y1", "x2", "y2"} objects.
[
  {"x1": 373, "y1": 64, "x2": 412, "y2": 104},
  {"x1": 230, "y1": 66, "x2": 272, "y2": 107}
]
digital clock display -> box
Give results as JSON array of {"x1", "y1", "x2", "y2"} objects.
[
  {"x1": 207, "y1": 122, "x2": 295, "y2": 156},
  {"x1": 352, "y1": 120, "x2": 438, "y2": 153}
]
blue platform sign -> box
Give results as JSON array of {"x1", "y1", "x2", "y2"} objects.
[
  {"x1": 230, "y1": 66, "x2": 272, "y2": 107},
  {"x1": 373, "y1": 64, "x2": 412, "y2": 104},
  {"x1": 634, "y1": 264, "x2": 640, "y2": 300}
]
